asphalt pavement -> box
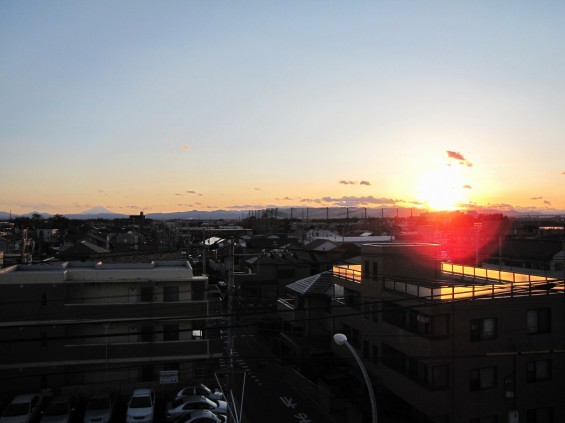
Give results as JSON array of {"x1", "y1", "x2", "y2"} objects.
[{"x1": 226, "y1": 322, "x2": 338, "y2": 423}]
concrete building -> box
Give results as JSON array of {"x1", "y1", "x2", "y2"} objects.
[
  {"x1": 279, "y1": 242, "x2": 565, "y2": 422},
  {"x1": 0, "y1": 260, "x2": 223, "y2": 396}
]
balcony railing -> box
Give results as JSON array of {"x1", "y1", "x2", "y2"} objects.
[
  {"x1": 384, "y1": 275, "x2": 563, "y2": 302},
  {"x1": 331, "y1": 262, "x2": 563, "y2": 302},
  {"x1": 332, "y1": 264, "x2": 362, "y2": 282}
]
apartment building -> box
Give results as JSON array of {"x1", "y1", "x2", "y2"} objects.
[
  {"x1": 0, "y1": 260, "x2": 223, "y2": 396},
  {"x1": 332, "y1": 243, "x2": 564, "y2": 423},
  {"x1": 279, "y1": 242, "x2": 564, "y2": 423}
]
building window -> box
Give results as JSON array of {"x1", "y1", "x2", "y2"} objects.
[
  {"x1": 363, "y1": 340, "x2": 370, "y2": 360},
  {"x1": 334, "y1": 284, "x2": 345, "y2": 301},
  {"x1": 383, "y1": 302, "x2": 449, "y2": 339},
  {"x1": 470, "y1": 318, "x2": 497, "y2": 341},
  {"x1": 526, "y1": 407, "x2": 552, "y2": 423},
  {"x1": 432, "y1": 314, "x2": 450, "y2": 338},
  {"x1": 372, "y1": 345, "x2": 378, "y2": 365},
  {"x1": 363, "y1": 301, "x2": 377, "y2": 321},
  {"x1": 431, "y1": 365, "x2": 449, "y2": 389},
  {"x1": 141, "y1": 287, "x2": 153, "y2": 302},
  {"x1": 470, "y1": 367, "x2": 497, "y2": 391},
  {"x1": 163, "y1": 324, "x2": 180, "y2": 341},
  {"x1": 382, "y1": 344, "x2": 447, "y2": 390},
  {"x1": 163, "y1": 286, "x2": 180, "y2": 302},
  {"x1": 192, "y1": 329, "x2": 203, "y2": 340},
  {"x1": 364, "y1": 260, "x2": 370, "y2": 278},
  {"x1": 350, "y1": 327, "x2": 360, "y2": 347},
  {"x1": 344, "y1": 288, "x2": 361, "y2": 310},
  {"x1": 40, "y1": 331, "x2": 47, "y2": 349},
  {"x1": 408, "y1": 310, "x2": 431, "y2": 335},
  {"x1": 372, "y1": 262, "x2": 378, "y2": 280},
  {"x1": 141, "y1": 365, "x2": 154, "y2": 381},
  {"x1": 527, "y1": 308, "x2": 551, "y2": 334},
  {"x1": 164, "y1": 362, "x2": 179, "y2": 371},
  {"x1": 527, "y1": 359, "x2": 551, "y2": 383},
  {"x1": 41, "y1": 291, "x2": 47, "y2": 306},
  {"x1": 141, "y1": 325, "x2": 153, "y2": 342}
]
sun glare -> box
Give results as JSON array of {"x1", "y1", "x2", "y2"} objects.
[{"x1": 417, "y1": 167, "x2": 467, "y2": 211}]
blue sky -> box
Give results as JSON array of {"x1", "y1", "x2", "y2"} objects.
[{"x1": 1, "y1": 1, "x2": 564, "y2": 215}]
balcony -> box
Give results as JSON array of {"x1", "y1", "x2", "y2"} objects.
[{"x1": 0, "y1": 339, "x2": 223, "y2": 367}]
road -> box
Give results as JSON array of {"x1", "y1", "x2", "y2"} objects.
[{"x1": 222, "y1": 321, "x2": 338, "y2": 423}]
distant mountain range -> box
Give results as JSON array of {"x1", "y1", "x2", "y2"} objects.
[{"x1": 1, "y1": 206, "x2": 563, "y2": 222}]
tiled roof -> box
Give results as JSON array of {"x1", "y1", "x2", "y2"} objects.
[{"x1": 286, "y1": 271, "x2": 333, "y2": 296}]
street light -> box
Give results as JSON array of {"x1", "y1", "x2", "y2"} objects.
[{"x1": 333, "y1": 333, "x2": 377, "y2": 423}]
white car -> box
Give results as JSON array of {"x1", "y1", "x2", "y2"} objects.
[
  {"x1": 125, "y1": 389, "x2": 155, "y2": 423},
  {"x1": 165, "y1": 396, "x2": 227, "y2": 421},
  {"x1": 83, "y1": 394, "x2": 114, "y2": 423},
  {"x1": 0, "y1": 394, "x2": 43, "y2": 423},
  {"x1": 175, "y1": 385, "x2": 223, "y2": 401},
  {"x1": 172, "y1": 410, "x2": 226, "y2": 423},
  {"x1": 40, "y1": 396, "x2": 76, "y2": 423}
]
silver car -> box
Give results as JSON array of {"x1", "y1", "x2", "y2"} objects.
[
  {"x1": 40, "y1": 396, "x2": 76, "y2": 423},
  {"x1": 172, "y1": 410, "x2": 226, "y2": 423},
  {"x1": 165, "y1": 396, "x2": 227, "y2": 421},
  {"x1": 83, "y1": 394, "x2": 114, "y2": 423},
  {"x1": 125, "y1": 389, "x2": 155, "y2": 423},
  {"x1": 175, "y1": 385, "x2": 223, "y2": 401},
  {"x1": 0, "y1": 394, "x2": 43, "y2": 423}
]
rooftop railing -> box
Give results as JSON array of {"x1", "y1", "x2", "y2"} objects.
[
  {"x1": 332, "y1": 264, "x2": 362, "y2": 283},
  {"x1": 332, "y1": 262, "x2": 563, "y2": 302}
]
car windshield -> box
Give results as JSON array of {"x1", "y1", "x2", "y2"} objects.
[
  {"x1": 44, "y1": 402, "x2": 69, "y2": 416},
  {"x1": 129, "y1": 397, "x2": 151, "y2": 408},
  {"x1": 171, "y1": 398, "x2": 186, "y2": 408},
  {"x1": 3, "y1": 403, "x2": 30, "y2": 417},
  {"x1": 87, "y1": 398, "x2": 110, "y2": 410}
]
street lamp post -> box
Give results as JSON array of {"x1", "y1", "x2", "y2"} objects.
[{"x1": 333, "y1": 333, "x2": 377, "y2": 423}]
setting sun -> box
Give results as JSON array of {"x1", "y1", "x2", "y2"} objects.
[{"x1": 417, "y1": 166, "x2": 469, "y2": 211}]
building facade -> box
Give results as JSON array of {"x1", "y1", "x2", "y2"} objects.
[
  {"x1": 0, "y1": 260, "x2": 223, "y2": 396},
  {"x1": 330, "y1": 243, "x2": 564, "y2": 422}
]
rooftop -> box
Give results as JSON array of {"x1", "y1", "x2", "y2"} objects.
[{"x1": 332, "y1": 262, "x2": 564, "y2": 302}]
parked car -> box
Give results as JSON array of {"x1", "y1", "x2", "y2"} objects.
[
  {"x1": 83, "y1": 393, "x2": 114, "y2": 423},
  {"x1": 165, "y1": 396, "x2": 227, "y2": 421},
  {"x1": 172, "y1": 410, "x2": 226, "y2": 423},
  {"x1": 0, "y1": 394, "x2": 43, "y2": 423},
  {"x1": 40, "y1": 396, "x2": 76, "y2": 423},
  {"x1": 125, "y1": 389, "x2": 155, "y2": 423},
  {"x1": 175, "y1": 385, "x2": 223, "y2": 401}
]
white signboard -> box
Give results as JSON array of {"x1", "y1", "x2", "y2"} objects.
[{"x1": 160, "y1": 370, "x2": 179, "y2": 385}]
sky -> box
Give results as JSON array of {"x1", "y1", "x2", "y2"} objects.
[{"x1": 1, "y1": 1, "x2": 564, "y2": 216}]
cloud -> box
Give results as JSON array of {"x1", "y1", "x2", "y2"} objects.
[
  {"x1": 186, "y1": 190, "x2": 196, "y2": 194},
  {"x1": 530, "y1": 196, "x2": 543, "y2": 200},
  {"x1": 254, "y1": 187, "x2": 261, "y2": 191},
  {"x1": 544, "y1": 200, "x2": 552, "y2": 205},
  {"x1": 463, "y1": 185, "x2": 472, "y2": 189},
  {"x1": 447, "y1": 150, "x2": 473, "y2": 167},
  {"x1": 321, "y1": 196, "x2": 400, "y2": 207},
  {"x1": 179, "y1": 145, "x2": 191, "y2": 151},
  {"x1": 339, "y1": 180, "x2": 371, "y2": 186}
]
